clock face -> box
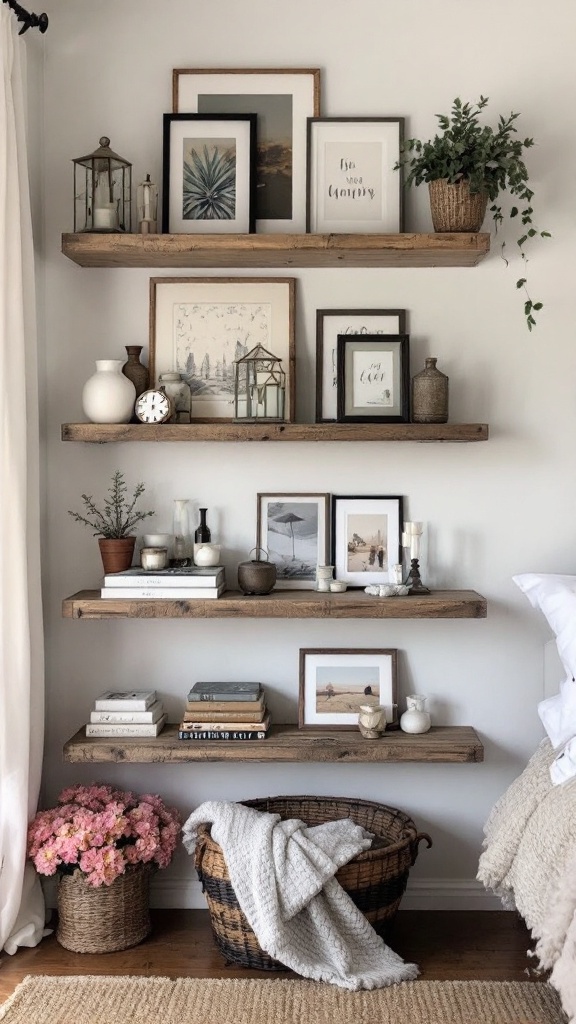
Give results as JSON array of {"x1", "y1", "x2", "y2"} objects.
[{"x1": 135, "y1": 389, "x2": 172, "y2": 424}]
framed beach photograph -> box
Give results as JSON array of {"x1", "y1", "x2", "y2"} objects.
[
  {"x1": 315, "y1": 309, "x2": 407, "y2": 422},
  {"x1": 306, "y1": 117, "x2": 404, "y2": 233},
  {"x1": 337, "y1": 334, "x2": 410, "y2": 423},
  {"x1": 299, "y1": 648, "x2": 398, "y2": 730},
  {"x1": 173, "y1": 68, "x2": 321, "y2": 232},
  {"x1": 162, "y1": 113, "x2": 257, "y2": 234},
  {"x1": 257, "y1": 493, "x2": 330, "y2": 589},
  {"x1": 150, "y1": 277, "x2": 296, "y2": 422},
  {"x1": 332, "y1": 495, "x2": 403, "y2": 587}
]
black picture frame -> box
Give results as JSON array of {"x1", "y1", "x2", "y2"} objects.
[
  {"x1": 336, "y1": 333, "x2": 410, "y2": 423},
  {"x1": 331, "y1": 494, "x2": 404, "y2": 588},
  {"x1": 162, "y1": 112, "x2": 257, "y2": 234}
]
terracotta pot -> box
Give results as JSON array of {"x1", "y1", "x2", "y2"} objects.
[
  {"x1": 428, "y1": 178, "x2": 488, "y2": 232},
  {"x1": 98, "y1": 536, "x2": 136, "y2": 574}
]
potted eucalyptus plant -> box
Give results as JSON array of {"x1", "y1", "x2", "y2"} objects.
[
  {"x1": 68, "y1": 470, "x2": 155, "y2": 573},
  {"x1": 395, "y1": 96, "x2": 550, "y2": 330}
]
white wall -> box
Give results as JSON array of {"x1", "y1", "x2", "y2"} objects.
[{"x1": 37, "y1": 0, "x2": 576, "y2": 908}]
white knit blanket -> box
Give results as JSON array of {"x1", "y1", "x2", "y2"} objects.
[
  {"x1": 182, "y1": 801, "x2": 418, "y2": 990},
  {"x1": 477, "y1": 739, "x2": 576, "y2": 1021}
]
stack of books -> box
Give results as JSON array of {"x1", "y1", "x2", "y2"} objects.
[
  {"x1": 100, "y1": 566, "x2": 226, "y2": 600},
  {"x1": 178, "y1": 681, "x2": 270, "y2": 741},
  {"x1": 86, "y1": 690, "x2": 167, "y2": 737}
]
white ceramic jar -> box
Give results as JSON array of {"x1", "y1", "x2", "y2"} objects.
[
  {"x1": 400, "y1": 694, "x2": 431, "y2": 734},
  {"x1": 82, "y1": 359, "x2": 136, "y2": 424},
  {"x1": 194, "y1": 544, "x2": 221, "y2": 567}
]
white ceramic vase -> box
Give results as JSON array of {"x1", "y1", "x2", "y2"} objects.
[
  {"x1": 400, "y1": 694, "x2": 431, "y2": 734},
  {"x1": 82, "y1": 359, "x2": 136, "y2": 424}
]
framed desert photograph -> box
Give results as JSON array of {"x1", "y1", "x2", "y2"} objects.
[
  {"x1": 299, "y1": 648, "x2": 398, "y2": 730},
  {"x1": 173, "y1": 68, "x2": 321, "y2": 232},
  {"x1": 162, "y1": 113, "x2": 257, "y2": 233},
  {"x1": 337, "y1": 333, "x2": 410, "y2": 423},
  {"x1": 332, "y1": 495, "x2": 403, "y2": 587},
  {"x1": 315, "y1": 309, "x2": 407, "y2": 422},
  {"x1": 150, "y1": 277, "x2": 296, "y2": 422},
  {"x1": 257, "y1": 493, "x2": 330, "y2": 589},
  {"x1": 306, "y1": 117, "x2": 404, "y2": 233}
]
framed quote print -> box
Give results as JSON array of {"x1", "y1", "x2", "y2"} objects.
[
  {"x1": 173, "y1": 68, "x2": 321, "y2": 232},
  {"x1": 337, "y1": 333, "x2": 410, "y2": 422},
  {"x1": 306, "y1": 117, "x2": 404, "y2": 233}
]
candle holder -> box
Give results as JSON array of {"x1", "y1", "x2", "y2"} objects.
[
  {"x1": 402, "y1": 521, "x2": 430, "y2": 594},
  {"x1": 405, "y1": 557, "x2": 430, "y2": 595},
  {"x1": 73, "y1": 137, "x2": 132, "y2": 233}
]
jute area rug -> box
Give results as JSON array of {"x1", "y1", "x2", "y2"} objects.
[{"x1": 0, "y1": 975, "x2": 566, "y2": 1024}]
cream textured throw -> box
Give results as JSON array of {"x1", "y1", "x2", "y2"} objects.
[
  {"x1": 182, "y1": 801, "x2": 418, "y2": 990},
  {"x1": 477, "y1": 739, "x2": 576, "y2": 1022}
]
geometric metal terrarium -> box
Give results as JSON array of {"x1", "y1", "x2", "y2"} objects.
[{"x1": 233, "y1": 343, "x2": 286, "y2": 422}]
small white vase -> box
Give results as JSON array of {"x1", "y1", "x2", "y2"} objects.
[
  {"x1": 400, "y1": 694, "x2": 431, "y2": 734},
  {"x1": 82, "y1": 359, "x2": 136, "y2": 424},
  {"x1": 194, "y1": 544, "x2": 221, "y2": 567}
]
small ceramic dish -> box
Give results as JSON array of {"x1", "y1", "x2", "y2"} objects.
[{"x1": 329, "y1": 580, "x2": 348, "y2": 593}]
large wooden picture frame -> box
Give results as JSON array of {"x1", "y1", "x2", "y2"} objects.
[
  {"x1": 150, "y1": 277, "x2": 296, "y2": 422},
  {"x1": 173, "y1": 68, "x2": 321, "y2": 233}
]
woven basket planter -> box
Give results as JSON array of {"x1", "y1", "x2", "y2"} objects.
[
  {"x1": 428, "y1": 178, "x2": 488, "y2": 232},
  {"x1": 56, "y1": 864, "x2": 152, "y2": 953},
  {"x1": 194, "y1": 795, "x2": 432, "y2": 971}
]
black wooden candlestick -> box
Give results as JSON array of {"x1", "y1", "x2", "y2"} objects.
[{"x1": 406, "y1": 557, "x2": 430, "y2": 594}]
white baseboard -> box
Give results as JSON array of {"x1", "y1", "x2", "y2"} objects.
[{"x1": 44, "y1": 874, "x2": 503, "y2": 912}]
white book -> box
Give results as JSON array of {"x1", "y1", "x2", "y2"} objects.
[
  {"x1": 103, "y1": 567, "x2": 225, "y2": 588},
  {"x1": 86, "y1": 715, "x2": 167, "y2": 738},
  {"x1": 90, "y1": 700, "x2": 164, "y2": 724},
  {"x1": 94, "y1": 690, "x2": 157, "y2": 711},
  {"x1": 100, "y1": 584, "x2": 225, "y2": 600}
]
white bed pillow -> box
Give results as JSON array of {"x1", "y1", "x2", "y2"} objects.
[
  {"x1": 513, "y1": 573, "x2": 576, "y2": 748},
  {"x1": 513, "y1": 573, "x2": 576, "y2": 680}
]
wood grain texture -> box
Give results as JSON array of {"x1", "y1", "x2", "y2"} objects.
[
  {"x1": 61, "y1": 422, "x2": 489, "y2": 443},
  {"x1": 62, "y1": 589, "x2": 488, "y2": 620},
  {"x1": 0, "y1": 911, "x2": 539, "y2": 1001},
  {"x1": 61, "y1": 232, "x2": 491, "y2": 268},
  {"x1": 63, "y1": 724, "x2": 484, "y2": 764}
]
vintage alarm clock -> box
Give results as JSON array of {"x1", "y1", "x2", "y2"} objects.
[{"x1": 134, "y1": 388, "x2": 174, "y2": 424}]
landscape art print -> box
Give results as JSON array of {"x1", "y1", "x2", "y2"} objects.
[
  {"x1": 346, "y1": 513, "x2": 389, "y2": 573},
  {"x1": 150, "y1": 279, "x2": 295, "y2": 421},
  {"x1": 257, "y1": 493, "x2": 329, "y2": 589},
  {"x1": 332, "y1": 495, "x2": 403, "y2": 587},
  {"x1": 299, "y1": 648, "x2": 397, "y2": 729}
]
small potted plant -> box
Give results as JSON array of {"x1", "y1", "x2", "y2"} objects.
[
  {"x1": 27, "y1": 784, "x2": 181, "y2": 952},
  {"x1": 395, "y1": 96, "x2": 550, "y2": 330},
  {"x1": 68, "y1": 469, "x2": 155, "y2": 573}
]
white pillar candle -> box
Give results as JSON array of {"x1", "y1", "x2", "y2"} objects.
[{"x1": 93, "y1": 203, "x2": 118, "y2": 230}]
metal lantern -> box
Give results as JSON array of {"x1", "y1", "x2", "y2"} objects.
[
  {"x1": 234, "y1": 344, "x2": 286, "y2": 422},
  {"x1": 73, "y1": 136, "x2": 132, "y2": 233},
  {"x1": 137, "y1": 173, "x2": 159, "y2": 234}
]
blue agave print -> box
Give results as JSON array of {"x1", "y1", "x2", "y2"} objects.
[{"x1": 183, "y1": 144, "x2": 236, "y2": 220}]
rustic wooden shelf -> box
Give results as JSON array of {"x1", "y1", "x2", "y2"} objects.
[
  {"x1": 62, "y1": 589, "x2": 487, "y2": 620},
  {"x1": 61, "y1": 422, "x2": 489, "y2": 443},
  {"x1": 63, "y1": 723, "x2": 484, "y2": 764},
  {"x1": 61, "y1": 231, "x2": 490, "y2": 269}
]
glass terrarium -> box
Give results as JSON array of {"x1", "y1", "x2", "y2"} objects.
[{"x1": 233, "y1": 344, "x2": 286, "y2": 422}]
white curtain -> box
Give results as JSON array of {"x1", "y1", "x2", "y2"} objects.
[{"x1": 0, "y1": 5, "x2": 46, "y2": 953}]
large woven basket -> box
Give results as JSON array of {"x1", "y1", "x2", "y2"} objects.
[
  {"x1": 428, "y1": 178, "x2": 488, "y2": 232},
  {"x1": 194, "y1": 795, "x2": 432, "y2": 971},
  {"x1": 56, "y1": 864, "x2": 152, "y2": 953}
]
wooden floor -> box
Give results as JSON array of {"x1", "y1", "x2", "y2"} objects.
[{"x1": 0, "y1": 909, "x2": 541, "y2": 1002}]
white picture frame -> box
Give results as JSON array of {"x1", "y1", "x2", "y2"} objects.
[
  {"x1": 306, "y1": 117, "x2": 404, "y2": 234},
  {"x1": 173, "y1": 68, "x2": 321, "y2": 233},
  {"x1": 150, "y1": 277, "x2": 296, "y2": 422},
  {"x1": 299, "y1": 648, "x2": 398, "y2": 729},
  {"x1": 257, "y1": 493, "x2": 330, "y2": 589}
]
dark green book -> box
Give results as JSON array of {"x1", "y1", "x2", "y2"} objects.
[{"x1": 187, "y1": 681, "x2": 262, "y2": 702}]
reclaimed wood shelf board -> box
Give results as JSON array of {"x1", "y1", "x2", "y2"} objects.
[
  {"x1": 62, "y1": 589, "x2": 487, "y2": 620},
  {"x1": 61, "y1": 232, "x2": 491, "y2": 269},
  {"x1": 61, "y1": 422, "x2": 489, "y2": 443},
  {"x1": 63, "y1": 723, "x2": 484, "y2": 764}
]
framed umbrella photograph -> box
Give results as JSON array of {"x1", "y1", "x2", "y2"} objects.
[
  {"x1": 306, "y1": 117, "x2": 404, "y2": 233},
  {"x1": 162, "y1": 113, "x2": 257, "y2": 233},
  {"x1": 173, "y1": 68, "x2": 321, "y2": 232},
  {"x1": 257, "y1": 493, "x2": 330, "y2": 589},
  {"x1": 331, "y1": 494, "x2": 404, "y2": 587}
]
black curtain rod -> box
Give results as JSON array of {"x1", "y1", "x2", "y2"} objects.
[{"x1": 2, "y1": 0, "x2": 48, "y2": 34}]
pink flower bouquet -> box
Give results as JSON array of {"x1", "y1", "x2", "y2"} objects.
[{"x1": 27, "y1": 784, "x2": 181, "y2": 887}]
